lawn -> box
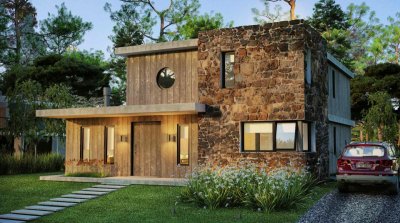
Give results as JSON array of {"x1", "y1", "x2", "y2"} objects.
[{"x1": 0, "y1": 173, "x2": 335, "y2": 223}]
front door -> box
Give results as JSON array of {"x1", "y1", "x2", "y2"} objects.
[{"x1": 131, "y1": 122, "x2": 161, "y2": 177}]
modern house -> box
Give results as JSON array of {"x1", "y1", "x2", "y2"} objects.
[{"x1": 36, "y1": 20, "x2": 354, "y2": 178}]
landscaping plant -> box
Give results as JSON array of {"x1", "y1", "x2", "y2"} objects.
[
  {"x1": 179, "y1": 163, "x2": 315, "y2": 212},
  {"x1": 0, "y1": 153, "x2": 64, "y2": 175}
]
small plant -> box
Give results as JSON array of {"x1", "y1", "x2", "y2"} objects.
[
  {"x1": 65, "y1": 172, "x2": 104, "y2": 178},
  {"x1": 179, "y1": 163, "x2": 315, "y2": 212},
  {"x1": 0, "y1": 153, "x2": 64, "y2": 175}
]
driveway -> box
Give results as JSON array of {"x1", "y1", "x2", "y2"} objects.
[{"x1": 298, "y1": 186, "x2": 400, "y2": 223}]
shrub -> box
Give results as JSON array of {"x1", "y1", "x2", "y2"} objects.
[
  {"x1": 179, "y1": 163, "x2": 315, "y2": 212},
  {"x1": 0, "y1": 153, "x2": 64, "y2": 175},
  {"x1": 65, "y1": 172, "x2": 104, "y2": 178}
]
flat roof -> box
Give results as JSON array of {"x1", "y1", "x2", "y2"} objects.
[
  {"x1": 36, "y1": 103, "x2": 206, "y2": 119},
  {"x1": 327, "y1": 53, "x2": 355, "y2": 79},
  {"x1": 114, "y1": 39, "x2": 198, "y2": 57}
]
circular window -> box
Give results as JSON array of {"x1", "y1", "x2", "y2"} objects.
[{"x1": 157, "y1": 67, "x2": 175, "y2": 89}]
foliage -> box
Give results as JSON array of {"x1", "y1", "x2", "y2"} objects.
[
  {"x1": 178, "y1": 12, "x2": 233, "y2": 39},
  {"x1": 383, "y1": 13, "x2": 400, "y2": 64},
  {"x1": 39, "y1": 3, "x2": 93, "y2": 54},
  {"x1": 65, "y1": 172, "x2": 105, "y2": 178},
  {"x1": 252, "y1": 0, "x2": 289, "y2": 24},
  {"x1": 0, "y1": 153, "x2": 64, "y2": 175},
  {"x1": 364, "y1": 92, "x2": 398, "y2": 143},
  {"x1": 262, "y1": 0, "x2": 296, "y2": 20},
  {"x1": 180, "y1": 163, "x2": 315, "y2": 212}
]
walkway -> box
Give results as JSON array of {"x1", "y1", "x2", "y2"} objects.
[{"x1": 0, "y1": 184, "x2": 126, "y2": 223}]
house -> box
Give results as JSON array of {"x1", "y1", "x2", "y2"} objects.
[{"x1": 36, "y1": 20, "x2": 354, "y2": 178}]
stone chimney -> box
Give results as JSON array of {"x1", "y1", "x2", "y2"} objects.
[{"x1": 103, "y1": 87, "x2": 111, "y2": 107}]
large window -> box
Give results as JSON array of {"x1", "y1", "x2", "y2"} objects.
[
  {"x1": 80, "y1": 127, "x2": 90, "y2": 161},
  {"x1": 157, "y1": 67, "x2": 175, "y2": 89},
  {"x1": 105, "y1": 126, "x2": 115, "y2": 164},
  {"x1": 177, "y1": 124, "x2": 189, "y2": 166},
  {"x1": 241, "y1": 121, "x2": 311, "y2": 152},
  {"x1": 305, "y1": 49, "x2": 312, "y2": 84},
  {"x1": 221, "y1": 52, "x2": 235, "y2": 88}
]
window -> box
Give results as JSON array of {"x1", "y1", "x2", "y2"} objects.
[
  {"x1": 157, "y1": 67, "x2": 175, "y2": 89},
  {"x1": 221, "y1": 52, "x2": 235, "y2": 88},
  {"x1": 105, "y1": 126, "x2": 115, "y2": 164},
  {"x1": 331, "y1": 69, "x2": 336, "y2": 98},
  {"x1": 177, "y1": 124, "x2": 189, "y2": 165},
  {"x1": 305, "y1": 49, "x2": 312, "y2": 84},
  {"x1": 343, "y1": 146, "x2": 385, "y2": 157},
  {"x1": 243, "y1": 122, "x2": 273, "y2": 151},
  {"x1": 241, "y1": 121, "x2": 311, "y2": 152},
  {"x1": 80, "y1": 127, "x2": 90, "y2": 161}
]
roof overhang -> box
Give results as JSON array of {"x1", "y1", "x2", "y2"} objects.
[
  {"x1": 327, "y1": 53, "x2": 355, "y2": 79},
  {"x1": 328, "y1": 114, "x2": 355, "y2": 127},
  {"x1": 36, "y1": 103, "x2": 206, "y2": 119},
  {"x1": 115, "y1": 39, "x2": 198, "y2": 57}
]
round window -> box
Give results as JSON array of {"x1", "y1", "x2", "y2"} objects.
[{"x1": 157, "y1": 67, "x2": 175, "y2": 89}]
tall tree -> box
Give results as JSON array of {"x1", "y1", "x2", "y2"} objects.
[
  {"x1": 384, "y1": 13, "x2": 400, "y2": 64},
  {"x1": 263, "y1": 0, "x2": 296, "y2": 20},
  {"x1": 0, "y1": 0, "x2": 42, "y2": 65},
  {"x1": 118, "y1": 0, "x2": 200, "y2": 42},
  {"x1": 39, "y1": 3, "x2": 93, "y2": 54},
  {"x1": 252, "y1": 0, "x2": 289, "y2": 23}
]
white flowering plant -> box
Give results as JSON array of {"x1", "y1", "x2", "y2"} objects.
[{"x1": 179, "y1": 162, "x2": 315, "y2": 211}]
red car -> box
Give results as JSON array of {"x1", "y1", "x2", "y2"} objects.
[{"x1": 336, "y1": 142, "x2": 400, "y2": 194}]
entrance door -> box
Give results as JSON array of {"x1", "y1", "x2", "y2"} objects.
[
  {"x1": 329, "y1": 126, "x2": 338, "y2": 175},
  {"x1": 131, "y1": 122, "x2": 161, "y2": 177}
]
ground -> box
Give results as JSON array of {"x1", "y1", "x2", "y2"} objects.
[
  {"x1": 0, "y1": 173, "x2": 334, "y2": 223},
  {"x1": 299, "y1": 185, "x2": 400, "y2": 223}
]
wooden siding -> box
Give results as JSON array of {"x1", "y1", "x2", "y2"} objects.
[
  {"x1": 328, "y1": 123, "x2": 351, "y2": 174},
  {"x1": 126, "y1": 50, "x2": 198, "y2": 105},
  {"x1": 65, "y1": 115, "x2": 198, "y2": 178},
  {"x1": 328, "y1": 65, "x2": 351, "y2": 119}
]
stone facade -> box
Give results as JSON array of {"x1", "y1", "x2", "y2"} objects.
[{"x1": 197, "y1": 20, "x2": 329, "y2": 177}]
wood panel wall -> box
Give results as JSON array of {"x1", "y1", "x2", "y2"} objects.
[
  {"x1": 65, "y1": 115, "x2": 198, "y2": 178},
  {"x1": 126, "y1": 50, "x2": 198, "y2": 105},
  {"x1": 328, "y1": 123, "x2": 351, "y2": 174},
  {"x1": 328, "y1": 65, "x2": 351, "y2": 119}
]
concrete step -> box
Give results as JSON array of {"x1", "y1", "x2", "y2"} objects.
[
  {"x1": 25, "y1": 205, "x2": 65, "y2": 212},
  {"x1": 38, "y1": 201, "x2": 77, "y2": 207},
  {"x1": 0, "y1": 219, "x2": 26, "y2": 223},
  {"x1": 72, "y1": 190, "x2": 108, "y2": 195},
  {"x1": 50, "y1": 198, "x2": 87, "y2": 203},
  {"x1": 62, "y1": 194, "x2": 97, "y2": 199},
  {"x1": 0, "y1": 214, "x2": 40, "y2": 221},
  {"x1": 11, "y1": 209, "x2": 52, "y2": 216},
  {"x1": 82, "y1": 188, "x2": 116, "y2": 192},
  {"x1": 94, "y1": 184, "x2": 126, "y2": 189}
]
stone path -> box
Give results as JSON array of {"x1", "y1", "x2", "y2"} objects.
[{"x1": 0, "y1": 184, "x2": 126, "y2": 223}]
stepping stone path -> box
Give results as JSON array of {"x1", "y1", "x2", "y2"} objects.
[{"x1": 0, "y1": 184, "x2": 127, "y2": 222}]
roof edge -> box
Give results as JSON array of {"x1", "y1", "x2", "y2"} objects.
[
  {"x1": 114, "y1": 39, "x2": 198, "y2": 57},
  {"x1": 327, "y1": 53, "x2": 355, "y2": 79}
]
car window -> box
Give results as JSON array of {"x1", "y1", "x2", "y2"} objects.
[{"x1": 343, "y1": 146, "x2": 385, "y2": 157}]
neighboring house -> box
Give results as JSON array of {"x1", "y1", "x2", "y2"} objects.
[{"x1": 36, "y1": 20, "x2": 354, "y2": 178}]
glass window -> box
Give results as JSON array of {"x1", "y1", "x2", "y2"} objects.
[
  {"x1": 343, "y1": 146, "x2": 385, "y2": 157},
  {"x1": 157, "y1": 67, "x2": 175, "y2": 89},
  {"x1": 222, "y1": 52, "x2": 235, "y2": 88},
  {"x1": 178, "y1": 124, "x2": 189, "y2": 165},
  {"x1": 243, "y1": 123, "x2": 273, "y2": 151},
  {"x1": 276, "y1": 123, "x2": 296, "y2": 150},
  {"x1": 105, "y1": 126, "x2": 115, "y2": 164},
  {"x1": 305, "y1": 49, "x2": 312, "y2": 84},
  {"x1": 302, "y1": 123, "x2": 309, "y2": 151},
  {"x1": 81, "y1": 127, "x2": 90, "y2": 161}
]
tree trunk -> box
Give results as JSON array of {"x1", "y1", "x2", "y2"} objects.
[
  {"x1": 289, "y1": 0, "x2": 296, "y2": 20},
  {"x1": 359, "y1": 128, "x2": 364, "y2": 141},
  {"x1": 366, "y1": 132, "x2": 369, "y2": 141},
  {"x1": 159, "y1": 15, "x2": 165, "y2": 42},
  {"x1": 397, "y1": 121, "x2": 400, "y2": 147},
  {"x1": 377, "y1": 127, "x2": 383, "y2": 142},
  {"x1": 14, "y1": 3, "x2": 21, "y2": 65}
]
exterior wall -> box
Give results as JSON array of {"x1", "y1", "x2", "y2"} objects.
[
  {"x1": 197, "y1": 20, "x2": 328, "y2": 174},
  {"x1": 65, "y1": 115, "x2": 198, "y2": 177},
  {"x1": 328, "y1": 65, "x2": 351, "y2": 119},
  {"x1": 126, "y1": 50, "x2": 198, "y2": 105},
  {"x1": 328, "y1": 123, "x2": 351, "y2": 174}
]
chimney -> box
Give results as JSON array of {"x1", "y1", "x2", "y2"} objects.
[{"x1": 103, "y1": 87, "x2": 111, "y2": 107}]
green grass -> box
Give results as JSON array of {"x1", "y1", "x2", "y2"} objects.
[
  {"x1": 0, "y1": 173, "x2": 335, "y2": 223},
  {"x1": 0, "y1": 173, "x2": 95, "y2": 214}
]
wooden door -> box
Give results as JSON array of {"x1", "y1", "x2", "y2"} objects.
[{"x1": 132, "y1": 122, "x2": 161, "y2": 177}]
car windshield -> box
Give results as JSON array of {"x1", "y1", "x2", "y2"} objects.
[{"x1": 343, "y1": 146, "x2": 385, "y2": 157}]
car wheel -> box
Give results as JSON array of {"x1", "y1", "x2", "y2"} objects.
[
  {"x1": 338, "y1": 182, "x2": 349, "y2": 193},
  {"x1": 389, "y1": 175, "x2": 399, "y2": 195}
]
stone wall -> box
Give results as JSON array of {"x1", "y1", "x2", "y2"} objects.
[{"x1": 197, "y1": 20, "x2": 329, "y2": 177}]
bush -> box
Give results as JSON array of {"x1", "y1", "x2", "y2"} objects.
[
  {"x1": 179, "y1": 163, "x2": 315, "y2": 212},
  {"x1": 0, "y1": 153, "x2": 64, "y2": 175},
  {"x1": 65, "y1": 172, "x2": 104, "y2": 178}
]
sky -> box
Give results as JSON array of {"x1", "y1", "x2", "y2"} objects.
[{"x1": 30, "y1": 0, "x2": 400, "y2": 58}]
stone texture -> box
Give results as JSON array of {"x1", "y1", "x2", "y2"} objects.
[
  {"x1": 50, "y1": 198, "x2": 87, "y2": 203},
  {"x1": 82, "y1": 188, "x2": 116, "y2": 192},
  {"x1": 25, "y1": 205, "x2": 65, "y2": 212},
  {"x1": 197, "y1": 20, "x2": 329, "y2": 178},
  {"x1": 38, "y1": 201, "x2": 77, "y2": 207},
  {"x1": 11, "y1": 209, "x2": 52, "y2": 216},
  {"x1": 0, "y1": 219, "x2": 25, "y2": 223},
  {"x1": 62, "y1": 194, "x2": 97, "y2": 199},
  {"x1": 0, "y1": 214, "x2": 40, "y2": 221},
  {"x1": 93, "y1": 185, "x2": 126, "y2": 189}
]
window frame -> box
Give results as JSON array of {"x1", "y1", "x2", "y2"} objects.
[
  {"x1": 220, "y1": 51, "x2": 235, "y2": 88},
  {"x1": 177, "y1": 124, "x2": 190, "y2": 166},
  {"x1": 104, "y1": 126, "x2": 115, "y2": 165},
  {"x1": 305, "y1": 48, "x2": 312, "y2": 85},
  {"x1": 80, "y1": 126, "x2": 91, "y2": 161},
  {"x1": 331, "y1": 69, "x2": 336, "y2": 98},
  {"x1": 241, "y1": 121, "x2": 312, "y2": 153},
  {"x1": 301, "y1": 122, "x2": 311, "y2": 152}
]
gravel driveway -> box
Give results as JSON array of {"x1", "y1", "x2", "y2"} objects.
[{"x1": 298, "y1": 186, "x2": 400, "y2": 223}]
